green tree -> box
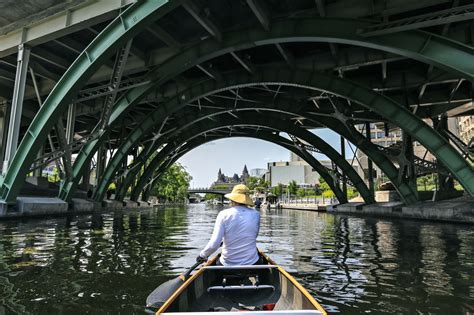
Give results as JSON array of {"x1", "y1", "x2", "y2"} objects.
[
  {"x1": 297, "y1": 187, "x2": 306, "y2": 197},
  {"x1": 288, "y1": 180, "x2": 298, "y2": 196},
  {"x1": 271, "y1": 183, "x2": 284, "y2": 197},
  {"x1": 319, "y1": 176, "x2": 334, "y2": 198},
  {"x1": 47, "y1": 167, "x2": 60, "y2": 183},
  {"x1": 347, "y1": 187, "x2": 358, "y2": 199},
  {"x1": 247, "y1": 176, "x2": 260, "y2": 190},
  {"x1": 205, "y1": 193, "x2": 220, "y2": 200},
  {"x1": 153, "y1": 163, "x2": 192, "y2": 202},
  {"x1": 319, "y1": 176, "x2": 330, "y2": 192},
  {"x1": 322, "y1": 189, "x2": 334, "y2": 199}
]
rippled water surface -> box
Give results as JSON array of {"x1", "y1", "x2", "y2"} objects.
[{"x1": 0, "y1": 204, "x2": 473, "y2": 314}]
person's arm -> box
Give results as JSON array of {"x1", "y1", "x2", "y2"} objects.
[{"x1": 199, "y1": 212, "x2": 225, "y2": 259}]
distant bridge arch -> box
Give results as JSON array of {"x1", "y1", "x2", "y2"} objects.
[{"x1": 187, "y1": 188, "x2": 231, "y2": 195}]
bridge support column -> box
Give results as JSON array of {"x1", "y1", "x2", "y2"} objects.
[
  {"x1": 33, "y1": 145, "x2": 44, "y2": 177},
  {"x1": 66, "y1": 104, "x2": 76, "y2": 144},
  {"x1": 81, "y1": 160, "x2": 92, "y2": 193},
  {"x1": 130, "y1": 148, "x2": 138, "y2": 193},
  {"x1": 0, "y1": 101, "x2": 11, "y2": 164},
  {"x1": 433, "y1": 116, "x2": 458, "y2": 201},
  {"x1": 341, "y1": 135, "x2": 347, "y2": 199},
  {"x1": 2, "y1": 44, "x2": 30, "y2": 175},
  {"x1": 365, "y1": 122, "x2": 375, "y2": 198},
  {"x1": 401, "y1": 131, "x2": 417, "y2": 195},
  {"x1": 96, "y1": 145, "x2": 106, "y2": 187}
]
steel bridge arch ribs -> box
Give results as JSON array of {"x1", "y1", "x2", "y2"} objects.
[
  {"x1": 2, "y1": 7, "x2": 473, "y2": 202},
  {"x1": 81, "y1": 67, "x2": 469, "y2": 204},
  {"x1": 130, "y1": 127, "x2": 347, "y2": 204},
  {"x1": 102, "y1": 109, "x2": 373, "y2": 204}
]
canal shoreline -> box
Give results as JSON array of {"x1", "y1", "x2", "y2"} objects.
[
  {"x1": 276, "y1": 195, "x2": 474, "y2": 224},
  {"x1": 1, "y1": 196, "x2": 473, "y2": 224}
]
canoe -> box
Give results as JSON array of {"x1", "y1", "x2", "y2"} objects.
[{"x1": 146, "y1": 252, "x2": 327, "y2": 314}]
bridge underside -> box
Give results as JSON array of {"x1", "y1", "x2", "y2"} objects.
[{"x1": 0, "y1": 0, "x2": 473, "y2": 212}]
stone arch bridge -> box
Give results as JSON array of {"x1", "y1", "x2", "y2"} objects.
[{"x1": 0, "y1": 0, "x2": 472, "y2": 216}]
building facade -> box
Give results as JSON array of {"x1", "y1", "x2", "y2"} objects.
[
  {"x1": 458, "y1": 115, "x2": 473, "y2": 145},
  {"x1": 266, "y1": 153, "x2": 320, "y2": 187},
  {"x1": 212, "y1": 165, "x2": 249, "y2": 189}
]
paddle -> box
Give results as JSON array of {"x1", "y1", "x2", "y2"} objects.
[{"x1": 145, "y1": 260, "x2": 204, "y2": 313}]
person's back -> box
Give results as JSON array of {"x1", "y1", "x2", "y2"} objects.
[
  {"x1": 198, "y1": 184, "x2": 260, "y2": 265},
  {"x1": 218, "y1": 205, "x2": 260, "y2": 265}
]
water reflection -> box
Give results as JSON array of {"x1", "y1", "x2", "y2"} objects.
[{"x1": 0, "y1": 204, "x2": 473, "y2": 314}]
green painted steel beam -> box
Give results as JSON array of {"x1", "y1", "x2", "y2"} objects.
[
  {"x1": 110, "y1": 101, "x2": 418, "y2": 204},
  {"x1": 101, "y1": 68, "x2": 473, "y2": 198},
  {"x1": 123, "y1": 113, "x2": 370, "y2": 204},
  {"x1": 170, "y1": 107, "x2": 420, "y2": 204},
  {"x1": 317, "y1": 117, "x2": 420, "y2": 204},
  {"x1": 105, "y1": 16, "x2": 474, "y2": 139},
  {"x1": 113, "y1": 140, "x2": 166, "y2": 201},
  {"x1": 139, "y1": 134, "x2": 312, "y2": 202},
  {"x1": 129, "y1": 123, "x2": 347, "y2": 204},
  {"x1": 0, "y1": 0, "x2": 182, "y2": 203},
  {"x1": 116, "y1": 117, "x2": 350, "y2": 203},
  {"x1": 65, "y1": 67, "x2": 471, "y2": 203},
  {"x1": 3, "y1": 6, "x2": 471, "y2": 203},
  {"x1": 135, "y1": 111, "x2": 374, "y2": 201},
  {"x1": 98, "y1": 99, "x2": 374, "y2": 203}
]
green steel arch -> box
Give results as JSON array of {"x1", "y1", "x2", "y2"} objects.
[
  {"x1": 62, "y1": 67, "x2": 472, "y2": 204},
  {"x1": 94, "y1": 101, "x2": 373, "y2": 203},
  {"x1": 139, "y1": 133, "x2": 322, "y2": 203},
  {"x1": 104, "y1": 93, "x2": 419, "y2": 204},
  {"x1": 126, "y1": 112, "x2": 416, "y2": 204},
  {"x1": 129, "y1": 124, "x2": 347, "y2": 203},
  {"x1": 0, "y1": 0, "x2": 182, "y2": 203},
  {"x1": 2, "y1": 8, "x2": 474, "y2": 202},
  {"x1": 121, "y1": 117, "x2": 367, "y2": 204}
]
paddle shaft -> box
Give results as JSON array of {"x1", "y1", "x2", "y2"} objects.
[{"x1": 183, "y1": 260, "x2": 202, "y2": 279}]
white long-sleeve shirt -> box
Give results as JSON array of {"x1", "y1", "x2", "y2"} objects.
[{"x1": 200, "y1": 205, "x2": 260, "y2": 265}]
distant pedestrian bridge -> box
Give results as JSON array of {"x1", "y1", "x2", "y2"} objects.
[{"x1": 188, "y1": 187, "x2": 232, "y2": 195}]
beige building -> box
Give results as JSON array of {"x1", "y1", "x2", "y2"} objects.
[
  {"x1": 458, "y1": 115, "x2": 473, "y2": 145},
  {"x1": 266, "y1": 153, "x2": 360, "y2": 187},
  {"x1": 266, "y1": 153, "x2": 319, "y2": 187}
]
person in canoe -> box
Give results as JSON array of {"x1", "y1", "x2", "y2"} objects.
[{"x1": 196, "y1": 184, "x2": 263, "y2": 266}]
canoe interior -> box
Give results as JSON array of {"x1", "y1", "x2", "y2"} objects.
[{"x1": 162, "y1": 257, "x2": 319, "y2": 312}]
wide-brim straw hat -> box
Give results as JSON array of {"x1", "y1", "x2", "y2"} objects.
[{"x1": 225, "y1": 184, "x2": 254, "y2": 206}]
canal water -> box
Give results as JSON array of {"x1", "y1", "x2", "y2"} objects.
[{"x1": 0, "y1": 204, "x2": 473, "y2": 314}]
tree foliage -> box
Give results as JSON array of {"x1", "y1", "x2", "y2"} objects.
[
  {"x1": 153, "y1": 163, "x2": 192, "y2": 202},
  {"x1": 288, "y1": 180, "x2": 298, "y2": 196},
  {"x1": 247, "y1": 176, "x2": 269, "y2": 191},
  {"x1": 297, "y1": 188, "x2": 306, "y2": 197},
  {"x1": 271, "y1": 183, "x2": 284, "y2": 197},
  {"x1": 319, "y1": 177, "x2": 334, "y2": 198},
  {"x1": 204, "y1": 193, "x2": 221, "y2": 200}
]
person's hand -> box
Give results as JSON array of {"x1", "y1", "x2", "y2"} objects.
[{"x1": 196, "y1": 255, "x2": 207, "y2": 263}]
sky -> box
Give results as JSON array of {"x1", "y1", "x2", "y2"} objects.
[{"x1": 178, "y1": 128, "x2": 356, "y2": 188}]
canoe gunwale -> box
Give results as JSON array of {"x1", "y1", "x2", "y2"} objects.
[
  {"x1": 156, "y1": 255, "x2": 219, "y2": 314},
  {"x1": 156, "y1": 252, "x2": 327, "y2": 315},
  {"x1": 261, "y1": 253, "x2": 327, "y2": 315}
]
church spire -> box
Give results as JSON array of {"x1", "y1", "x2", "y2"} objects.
[
  {"x1": 242, "y1": 164, "x2": 249, "y2": 183},
  {"x1": 242, "y1": 164, "x2": 249, "y2": 176},
  {"x1": 217, "y1": 168, "x2": 225, "y2": 182}
]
